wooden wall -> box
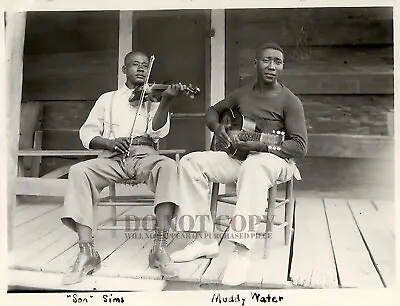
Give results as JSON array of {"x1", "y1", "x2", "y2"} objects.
[
  {"x1": 133, "y1": 10, "x2": 210, "y2": 153},
  {"x1": 226, "y1": 7, "x2": 394, "y2": 198},
  {"x1": 22, "y1": 11, "x2": 120, "y2": 174}
]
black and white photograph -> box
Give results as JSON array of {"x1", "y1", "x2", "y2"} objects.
[{"x1": 2, "y1": 1, "x2": 396, "y2": 303}]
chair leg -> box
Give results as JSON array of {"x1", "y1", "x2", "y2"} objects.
[
  {"x1": 109, "y1": 183, "x2": 117, "y2": 237},
  {"x1": 210, "y1": 183, "x2": 219, "y2": 232},
  {"x1": 264, "y1": 184, "x2": 277, "y2": 259},
  {"x1": 284, "y1": 178, "x2": 294, "y2": 245}
]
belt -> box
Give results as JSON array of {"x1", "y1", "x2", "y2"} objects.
[{"x1": 129, "y1": 136, "x2": 155, "y2": 147}]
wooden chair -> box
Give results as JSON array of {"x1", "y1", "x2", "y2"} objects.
[
  {"x1": 95, "y1": 146, "x2": 186, "y2": 236},
  {"x1": 209, "y1": 171, "x2": 295, "y2": 260}
]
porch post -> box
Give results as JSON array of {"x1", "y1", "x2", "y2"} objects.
[
  {"x1": 118, "y1": 11, "x2": 133, "y2": 88},
  {"x1": 208, "y1": 9, "x2": 226, "y2": 194},
  {"x1": 5, "y1": 11, "x2": 27, "y2": 251},
  {"x1": 207, "y1": 9, "x2": 225, "y2": 148}
]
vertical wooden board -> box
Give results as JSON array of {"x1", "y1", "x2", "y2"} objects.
[
  {"x1": 324, "y1": 199, "x2": 383, "y2": 288},
  {"x1": 6, "y1": 11, "x2": 27, "y2": 251},
  {"x1": 290, "y1": 198, "x2": 338, "y2": 288},
  {"x1": 348, "y1": 199, "x2": 395, "y2": 287}
]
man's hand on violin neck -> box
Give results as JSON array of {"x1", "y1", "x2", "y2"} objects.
[{"x1": 162, "y1": 83, "x2": 189, "y2": 100}]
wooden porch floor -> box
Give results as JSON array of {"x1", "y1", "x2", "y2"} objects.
[{"x1": 8, "y1": 195, "x2": 395, "y2": 291}]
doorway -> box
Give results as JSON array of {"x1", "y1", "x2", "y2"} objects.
[{"x1": 133, "y1": 10, "x2": 210, "y2": 153}]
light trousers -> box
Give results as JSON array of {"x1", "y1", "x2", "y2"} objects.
[
  {"x1": 61, "y1": 145, "x2": 179, "y2": 232},
  {"x1": 176, "y1": 151, "x2": 298, "y2": 250}
]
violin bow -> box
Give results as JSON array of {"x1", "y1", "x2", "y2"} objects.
[{"x1": 123, "y1": 54, "x2": 156, "y2": 162}]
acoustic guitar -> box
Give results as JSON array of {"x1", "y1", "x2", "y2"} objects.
[{"x1": 212, "y1": 108, "x2": 285, "y2": 160}]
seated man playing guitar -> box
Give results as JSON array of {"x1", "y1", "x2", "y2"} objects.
[{"x1": 171, "y1": 43, "x2": 308, "y2": 286}]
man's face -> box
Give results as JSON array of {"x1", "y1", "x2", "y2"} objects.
[
  {"x1": 255, "y1": 48, "x2": 284, "y2": 84},
  {"x1": 123, "y1": 53, "x2": 149, "y2": 85}
]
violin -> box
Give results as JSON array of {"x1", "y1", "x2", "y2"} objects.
[{"x1": 129, "y1": 82, "x2": 200, "y2": 102}]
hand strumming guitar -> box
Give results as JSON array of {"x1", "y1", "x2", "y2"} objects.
[{"x1": 215, "y1": 123, "x2": 232, "y2": 149}]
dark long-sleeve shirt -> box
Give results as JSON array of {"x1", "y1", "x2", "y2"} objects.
[{"x1": 210, "y1": 82, "x2": 308, "y2": 160}]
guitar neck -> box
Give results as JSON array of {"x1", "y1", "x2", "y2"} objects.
[{"x1": 238, "y1": 131, "x2": 284, "y2": 144}]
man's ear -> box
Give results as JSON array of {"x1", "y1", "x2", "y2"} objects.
[
  {"x1": 122, "y1": 65, "x2": 127, "y2": 74},
  {"x1": 254, "y1": 58, "x2": 257, "y2": 67}
]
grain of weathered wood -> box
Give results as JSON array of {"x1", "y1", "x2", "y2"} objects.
[
  {"x1": 23, "y1": 11, "x2": 119, "y2": 101},
  {"x1": 18, "y1": 206, "x2": 131, "y2": 270},
  {"x1": 348, "y1": 199, "x2": 395, "y2": 287},
  {"x1": 19, "y1": 102, "x2": 43, "y2": 177},
  {"x1": 228, "y1": 7, "x2": 393, "y2": 24},
  {"x1": 290, "y1": 198, "x2": 338, "y2": 288},
  {"x1": 324, "y1": 199, "x2": 383, "y2": 288},
  {"x1": 9, "y1": 269, "x2": 166, "y2": 291},
  {"x1": 239, "y1": 46, "x2": 393, "y2": 71},
  {"x1": 13, "y1": 205, "x2": 64, "y2": 249},
  {"x1": 372, "y1": 200, "x2": 394, "y2": 236},
  {"x1": 240, "y1": 72, "x2": 393, "y2": 95},
  {"x1": 44, "y1": 230, "x2": 128, "y2": 273},
  {"x1": 300, "y1": 95, "x2": 394, "y2": 136},
  {"x1": 229, "y1": 16, "x2": 393, "y2": 47},
  {"x1": 306, "y1": 134, "x2": 394, "y2": 159},
  {"x1": 14, "y1": 203, "x2": 61, "y2": 227},
  {"x1": 295, "y1": 157, "x2": 394, "y2": 200},
  {"x1": 16, "y1": 177, "x2": 68, "y2": 196},
  {"x1": 6, "y1": 11, "x2": 27, "y2": 251}
]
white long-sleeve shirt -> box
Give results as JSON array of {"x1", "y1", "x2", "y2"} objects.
[{"x1": 79, "y1": 85, "x2": 170, "y2": 150}]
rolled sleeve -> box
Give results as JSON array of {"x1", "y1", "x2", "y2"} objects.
[
  {"x1": 147, "y1": 108, "x2": 170, "y2": 140},
  {"x1": 79, "y1": 95, "x2": 107, "y2": 149}
]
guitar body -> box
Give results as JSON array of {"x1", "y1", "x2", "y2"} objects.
[{"x1": 212, "y1": 108, "x2": 285, "y2": 160}]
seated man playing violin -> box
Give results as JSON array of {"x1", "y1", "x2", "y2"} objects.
[
  {"x1": 61, "y1": 51, "x2": 192, "y2": 285},
  {"x1": 171, "y1": 43, "x2": 308, "y2": 286}
]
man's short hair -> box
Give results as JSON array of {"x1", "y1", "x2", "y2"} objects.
[
  {"x1": 255, "y1": 43, "x2": 284, "y2": 59},
  {"x1": 124, "y1": 51, "x2": 149, "y2": 65}
]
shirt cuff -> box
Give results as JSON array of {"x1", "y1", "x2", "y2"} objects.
[
  {"x1": 147, "y1": 113, "x2": 170, "y2": 140},
  {"x1": 80, "y1": 130, "x2": 101, "y2": 150}
]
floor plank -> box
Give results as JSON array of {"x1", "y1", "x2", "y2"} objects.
[
  {"x1": 38, "y1": 207, "x2": 133, "y2": 273},
  {"x1": 95, "y1": 205, "x2": 157, "y2": 278},
  {"x1": 200, "y1": 205, "x2": 291, "y2": 288},
  {"x1": 200, "y1": 230, "x2": 234, "y2": 284},
  {"x1": 9, "y1": 269, "x2": 166, "y2": 291},
  {"x1": 372, "y1": 200, "x2": 394, "y2": 236},
  {"x1": 348, "y1": 199, "x2": 395, "y2": 287},
  {"x1": 13, "y1": 206, "x2": 64, "y2": 249},
  {"x1": 11, "y1": 222, "x2": 75, "y2": 269},
  {"x1": 324, "y1": 198, "x2": 383, "y2": 288},
  {"x1": 44, "y1": 230, "x2": 129, "y2": 274},
  {"x1": 14, "y1": 203, "x2": 33, "y2": 213},
  {"x1": 290, "y1": 198, "x2": 338, "y2": 288},
  {"x1": 14, "y1": 204, "x2": 61, "y2": 227}
]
